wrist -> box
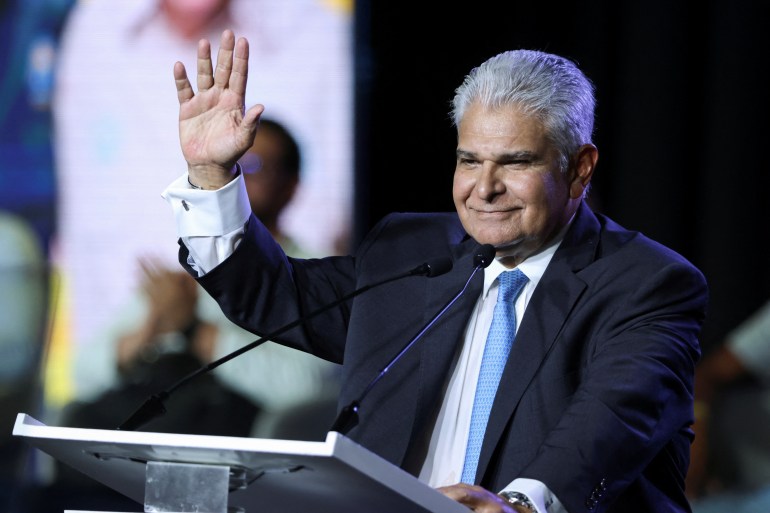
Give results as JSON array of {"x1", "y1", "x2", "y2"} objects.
[{"x1": 187, "y1": 163, "x2": 241, "y2": 190}]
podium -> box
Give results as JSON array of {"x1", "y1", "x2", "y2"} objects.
[{"x1": 13, "y1": 413, "x2": 469, "y2": 513}]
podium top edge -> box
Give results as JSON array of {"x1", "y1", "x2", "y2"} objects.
[{"x1": 13, "y1": 413, "x2": 338, "y2": 456}]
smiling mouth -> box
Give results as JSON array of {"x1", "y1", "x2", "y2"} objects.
[{"x1": 472, "y1": 207, "x2": 519, "y2": 216}]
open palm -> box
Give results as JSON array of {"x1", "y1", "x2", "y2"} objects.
[{"x1": 174, "y1": 30, "x2": 264, "y2": 183}]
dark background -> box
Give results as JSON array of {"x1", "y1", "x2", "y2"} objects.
[{"x1": 353, "y1": 0, "x2": 769, "y2": 354}]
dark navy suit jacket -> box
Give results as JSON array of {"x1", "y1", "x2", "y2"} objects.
[{"x1": 187, "y1": 202, "x2": 707, "y2": 513}]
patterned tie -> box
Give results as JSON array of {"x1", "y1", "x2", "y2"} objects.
[{"x1": 461, "y1": 268, "x2": 529, "y2": 484}]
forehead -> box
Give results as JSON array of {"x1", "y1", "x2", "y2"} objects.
[{"x1": 457, "y1": 102, "x2": 550, "y2": 153}]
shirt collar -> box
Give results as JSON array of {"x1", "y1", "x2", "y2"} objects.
[{"x1": 481, "y1": 219, "x2": 573, "y2": 298}]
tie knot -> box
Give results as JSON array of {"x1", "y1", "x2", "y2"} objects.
[{"x1": 497, "y1": 269, "x2": 528, "y2": 303}]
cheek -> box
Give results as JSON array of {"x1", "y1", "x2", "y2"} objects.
[
  {"x1": 524, "y1": 173, "x2": 565, "y2": 207},
  {"x1": 452, "y1": 171, "x2": 472, "y2": 205},
  {"x1": 514, "y1": 177, "x2": 561, "y2": 224}
]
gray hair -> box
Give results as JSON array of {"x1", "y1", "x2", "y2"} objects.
[{"x1": 451, "y1": 50, "x2": 596, "y2": 170}]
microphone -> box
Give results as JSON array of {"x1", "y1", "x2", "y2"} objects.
[
  {"x1": 117, "y1": 255, "x2": 453, "y2": 431},
  {"x1": 330, "y1": 243, "x2": 496, "y2": 434},
  {"x1": 474, "y1": 243, "x2": 496, "y2": 268}
]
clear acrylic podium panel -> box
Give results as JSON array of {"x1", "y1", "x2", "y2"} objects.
[{"x1": 13, "y1": 413, "x2": 469, "y2": 513}]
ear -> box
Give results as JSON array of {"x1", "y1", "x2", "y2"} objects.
[{"x1": 569, "y1": 144, "x2": 598, "y2": 199}]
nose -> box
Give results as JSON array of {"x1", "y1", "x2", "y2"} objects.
[{"x1": 476, "y1": 163, "x2": 505, "y2": 200}]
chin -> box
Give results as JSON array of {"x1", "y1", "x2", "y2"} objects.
[
  {"x1": 470, "y1": 231, "x2": 519, "y2": 247},
  {"x1": 490, "y1": 237, "x2": 530, "y2": 255}
]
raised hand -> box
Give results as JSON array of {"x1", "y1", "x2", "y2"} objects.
[{"x1": 173, "y1": 29, "x2": 265, "y2": 189}]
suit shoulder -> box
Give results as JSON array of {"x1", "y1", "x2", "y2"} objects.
[
  {"x1": 355, "y1": 212, "x2": 468, "y2": 270},
  {"x1": 595, "y1": 212, "x2": 706, "y2": 283},
  {"x1": 375, "y1": 212, "x2": 466, "y2": 242}
]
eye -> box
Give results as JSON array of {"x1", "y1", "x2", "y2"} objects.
[
  {"x1": 457, "y1": 156, "x2": 480, "y2": 167},
  {"x1": 502, "y1": 157, "x2": 533, "y2": 168}
]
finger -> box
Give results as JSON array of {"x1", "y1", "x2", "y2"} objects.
[
  {"x1": 196, "y1": 38, "x2": 214, "y2": 91},
  {"x1": 137, "y1": 255, "x2": 153, "y2": 276},
  {"x1": 437, "y1": 483, "x2": 473, "y2": 502},
  {"x1": 174, "y1": 61, "x2": 194, "y2": 104},
  {"x1": 213, "y1": 29, "x2": 235, "y2": 89},
  {"x1": 139, "y1": 258, "x2": 159, "y2": 282},
  {"x1": 137, "y1": 258, "x2": 157, "y2": 291},
  {"x1": 236, "y1": 103, "x2": 265, "y2": 154},
  {"x1": 229, "y1": 36, "x2": 250, "y2": 96},
  {"x1": 242, "y1": 103, "x2": 265, "y2": 133},
  {"x1": 139, "y1": 255, "x2": 167, "y2": 279},
  {"x1": 437, "y1": 484, "x2": 504, "y2": 512}
]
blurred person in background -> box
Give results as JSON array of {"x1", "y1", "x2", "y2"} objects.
[
  {"x1": 50, "y1": 0, "x2": 352, "y2": 427},
  {"x1": 687, "y1": 301, "x2": 770, "y2": 513}
]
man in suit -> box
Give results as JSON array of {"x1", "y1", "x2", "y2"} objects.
[{"x1": 162, "y1": 31, "x2": 707, "y2": 512}]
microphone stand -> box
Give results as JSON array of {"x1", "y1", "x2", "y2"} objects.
[
  {"x1": 117, "y1": 257, "x2": 452, "y2": 431},
  {"x1": 330, "y1": 246, "x2": 494, "y2": 434}
]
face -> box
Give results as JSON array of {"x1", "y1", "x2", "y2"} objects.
[
  {"x1": 453, "y1": 102, "x2": 596, "y2": 265},
  {"x1": 241, "y1": 128, "x2": 297, "y2": 226},
  {"x1": 161, "y1": 0, "x2": 229, "y2": 38}
]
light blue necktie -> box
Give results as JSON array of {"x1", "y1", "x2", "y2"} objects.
[{"x1": 461, "y1": 268, "x2": 529, "y2": 484}]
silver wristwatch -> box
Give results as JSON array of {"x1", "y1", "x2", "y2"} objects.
[{"x1": 499, "y1": 491, "x2": 536, "y2": 511}]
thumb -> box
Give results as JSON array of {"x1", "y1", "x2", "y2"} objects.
[{"x1": 243, "y1": 103, "x2": 265, "y2": 134}]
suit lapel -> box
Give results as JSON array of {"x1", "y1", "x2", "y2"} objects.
[
  {"x1": 475, "y1": 204, "x2": 601, "y2": 481},
  {"x1": 417, "y1": 239, "x2": 487, "y2": 392},
  {"x1": 395, "y1": 239, "x2": 485, "y2": 464}
]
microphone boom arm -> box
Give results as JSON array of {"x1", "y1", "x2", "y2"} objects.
[
  {"x1": 330, "y1": 261, "x2": 487, "y2": 434},
  {"x1": 117, "y1": 257, "x2": 453, "y2": 431}
]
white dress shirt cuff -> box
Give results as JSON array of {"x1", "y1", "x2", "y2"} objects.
[
  {"x1": 161, "y1": 173, "x2": 250, "y2": 275},
  {"x1": 161, "y1": 173, "x2": 251, "y2": 237}
]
